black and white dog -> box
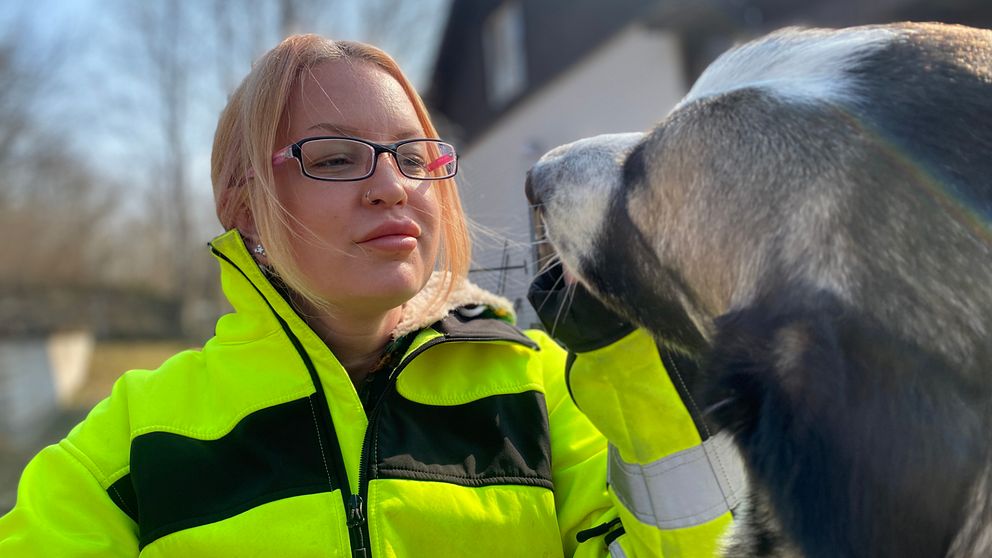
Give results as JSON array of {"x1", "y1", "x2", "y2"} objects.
[{"x1": 526, "y1": 23, "x2": 992, "y2": 557}]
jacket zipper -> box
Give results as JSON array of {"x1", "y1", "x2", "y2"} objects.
[
  {"x1": 347, "y1": 494, "x2": 367, "y2": 558},
  {"x1": 210, "y1": 245, "x2": 536, "y2": 558},
  {"x1": 211, "y1": 248, "x2": 364, "y2": 556},
  {"x1": 352, "y1": 333, "x2": 534, "y2": 557}
]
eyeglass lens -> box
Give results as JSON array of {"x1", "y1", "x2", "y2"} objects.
[{"x1": 299, "y1": 139, "x2": 456, "y2": 180}]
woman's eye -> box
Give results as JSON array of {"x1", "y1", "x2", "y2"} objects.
[
  {"x1": 312, "y1": 155, "x2": 355, "y2": 168},
  {"x1": 399, "y1": 154, "x2": 425, "y2": 169}
]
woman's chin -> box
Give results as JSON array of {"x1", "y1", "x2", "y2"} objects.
[{"x1": 331, "y1": 276, "x2": 426, "y2": 312}]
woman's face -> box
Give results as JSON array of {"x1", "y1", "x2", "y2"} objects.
[{"x1": 272, "y1": 59, "x2": 441, "y2": 316}]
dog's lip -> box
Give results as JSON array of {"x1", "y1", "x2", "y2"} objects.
[
  {"x1": 356, "y1": 220, "x2": 421, "y2": 243},
  {"x1": 561, "y1": 264, "x2": 578, "y2": 286}
]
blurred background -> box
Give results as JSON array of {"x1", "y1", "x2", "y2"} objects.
[{"x1": 1, "y1": 0, "x2": 989, "y2": 513}]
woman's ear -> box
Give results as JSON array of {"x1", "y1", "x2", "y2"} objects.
[
  {"x1": 234, "y1": 206, "x2": 258, "y2": 241},
  {"x1": 234, "y1": 207, "x2": 270, "y2": 265}
]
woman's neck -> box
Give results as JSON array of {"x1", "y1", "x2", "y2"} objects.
[{"x1": 299, "y1": 301, "x2": 404, "y2": 386}]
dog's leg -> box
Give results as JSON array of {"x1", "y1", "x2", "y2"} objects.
[
  {"x1": 703, "y1": 289, "x2": 988, "y2": 558},
  {"x1": 946, "y1": 446, "x2": 992, "y2": 557},
  {"x1": 721, "y1": 484, "x2": 803, "y2": 558}
]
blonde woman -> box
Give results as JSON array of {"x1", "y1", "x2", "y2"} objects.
[{"x1": 0, "y1": 35, "x2": 734, "y2": 557}]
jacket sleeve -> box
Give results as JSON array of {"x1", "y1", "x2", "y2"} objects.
[
  {"x1": 0, "y1": 387, "x2": 139, "y2": 556},
  {"x1": 565, "y1": 328, "x2": 743, "y2": 557},
  {"x1": 527, "y1": 329, "x2": 619, "y2": 557}
]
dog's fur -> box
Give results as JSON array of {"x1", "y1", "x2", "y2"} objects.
[{"x1": 526, "y1": 23, "x2": 992, "y2": 557}]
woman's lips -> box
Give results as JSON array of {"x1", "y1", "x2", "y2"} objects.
[
  {"x1": 357, "y1": 220, "x2": 421, "y2": 252},
  {"x1": 358, "y1": 234, "x2": 418, "y2": 252}
]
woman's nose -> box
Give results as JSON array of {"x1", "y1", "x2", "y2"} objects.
[{"x1": 363, "y1": 152, "x2": 410, "y2": 206}]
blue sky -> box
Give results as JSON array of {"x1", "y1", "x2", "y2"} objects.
[{"x1": 5, "y1": 0, "x2": 449, "y2": 232}]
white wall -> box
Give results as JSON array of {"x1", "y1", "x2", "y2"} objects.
[
  {"x1": 47, "y1": 331, "x2": 94, "y2": 406},
  {"x1": 458, "y1": 25, "x2": 687, "y2": 328},
  {"x1": 0, "y1": 331, "x2": 93, "y2": 449},
  {"x1": 0, "y1": 338, "x2": 58, "y2": 448}
]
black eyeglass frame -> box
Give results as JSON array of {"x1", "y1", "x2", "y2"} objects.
[{"x1": 271, "y1": 136, "x2": 459, "y2": 182}]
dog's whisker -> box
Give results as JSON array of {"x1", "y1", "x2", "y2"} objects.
[
  {"x1": 548, "y1": 280, "x2": 581, "y2": 339},
  {"x1": 533, "y1": 271, "x2": 567, "y2": 315},
  {"x1": 537, "y1": 257, "x2": 562, "y2": 276},
  {"x1": 701, "y1": 397, "x2": 735, "y2": 418},
  {"x1": 548, "y1": 286, "x2": 570, "y2": 339},
  {"x1": 564, "y1": 281, "x2": 578, "y2": 315}
]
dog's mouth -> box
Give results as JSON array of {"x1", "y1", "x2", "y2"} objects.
[
  {"x1": 526, "y1": 173, "x2": 576, "y2": 286},
  {"x1": 560, "y1": 263, "x2": 578, "y2": 286},
  {"x1": 528, "y1": 201, "x2": 579, "y2": 288}
]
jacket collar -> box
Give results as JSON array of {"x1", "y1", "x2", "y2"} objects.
[{"x1": 208, "y1": 229, "x2": 521, "y2": 343}]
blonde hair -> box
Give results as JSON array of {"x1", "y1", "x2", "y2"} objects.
[{"x1": 211, "y1": 35, "x2": 470, "y2": 313}]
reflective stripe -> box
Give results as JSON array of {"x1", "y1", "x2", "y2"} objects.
[
  {"x1": 608, "y1": 539, "x2": 628, "y2": 558},
  {"x1": 608, "y1": 431, "x2": 745, "y2": 529}
]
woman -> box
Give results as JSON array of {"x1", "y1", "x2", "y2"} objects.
[{"x1": 0, "y1": 35, "x2": 733, "y2": 557}]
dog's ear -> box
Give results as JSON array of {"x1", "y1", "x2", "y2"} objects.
[{"x1": 703, "y1": 289, "x2": 987, "y2": 557}]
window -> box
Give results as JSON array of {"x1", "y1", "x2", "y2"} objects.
[{"x1": 483, "y1": 1, "x2": 527, "y2": 108}]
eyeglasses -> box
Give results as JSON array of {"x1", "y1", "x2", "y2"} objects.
[{"x1": 272, "y1": 136, "x2": 458, "y2": 181}]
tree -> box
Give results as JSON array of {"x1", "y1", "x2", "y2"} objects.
[
  {"x1": 122, "y1": 1, "x2": 196, "y2": 300},
  {"x1": 43, "y1": 0, "x2": 448, "y2": 336},
  {"x1": 0, "y1": 21, "x2": 118, "y2": 289}
]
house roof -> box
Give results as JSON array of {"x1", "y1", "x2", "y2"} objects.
[
  {"x1": 426, "y1": 0, "x2": 992, "y2": 148},
  {"x1": 426, "y1": 0, "x2": 660, "y2": 147}
]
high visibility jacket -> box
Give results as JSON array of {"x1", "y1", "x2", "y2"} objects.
[
  {"x1": 567, "y1": 330, "x2": 745, "y2": 557},
  {"x1": 0, "y1": 230, "x2": 738, "y2": 557}
]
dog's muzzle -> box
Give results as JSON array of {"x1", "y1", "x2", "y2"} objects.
[{"x1": 524, "y1": 168, "x2": 544, "y2": 208}]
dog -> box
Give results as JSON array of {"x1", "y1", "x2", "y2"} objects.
[{"x1": 525, "y1": 22, "x2": 992, "y2": 557}]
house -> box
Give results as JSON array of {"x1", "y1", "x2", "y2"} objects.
[
  {"x1": 0, "y1": 329, "x2": 93, "y2": 513},
  {"x1": 427, "y1": 0, "x2": 992, "y2": 329},
  {"x1": 0, "y1": 284, "x2": 189, "y2": 512},
  {"x1": 0, "y1": 331, "x2": 92, "y2": 449}
]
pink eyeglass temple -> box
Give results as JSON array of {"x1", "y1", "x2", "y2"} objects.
[
  {"x1": 425, "y1": 153, "x2": 455, "y2": 172},
  {"x1": 271, "y1": 146, "x2": 293, "y2": 167},
  {"x1": 242, "y1": 147, "x2": 293, "y2": 180}
]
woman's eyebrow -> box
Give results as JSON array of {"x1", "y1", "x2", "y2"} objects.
[{"x1": 306, "y1": 122, "x2": 423, "y2": 140}]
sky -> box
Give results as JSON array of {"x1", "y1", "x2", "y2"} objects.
[{"x1": 3, "y1": 0, "x2": 450, "y2": 234}]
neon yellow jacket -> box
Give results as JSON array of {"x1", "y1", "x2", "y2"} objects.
[
  {"x1": 566, "y1": 330, "x2": 744, "y2": 556},
  {"x1": 0, "y1": 231, "x2": 736, "y2": 556}
]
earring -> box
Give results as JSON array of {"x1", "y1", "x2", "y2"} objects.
[{"x1": 253, "y1": 243, "x2": 276, "y2": 276}]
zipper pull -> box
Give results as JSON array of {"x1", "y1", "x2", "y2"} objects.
[
  {"x1": 349, "y1": 494, "x2": 365, "y2": 525},
  {"x1": 348, "y1": 495, "x2": 368, "y2": 558}
]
